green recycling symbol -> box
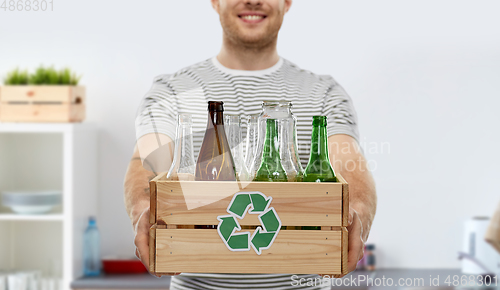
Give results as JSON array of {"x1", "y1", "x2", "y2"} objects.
[{"x1": 217, "y1": 192, "x2": 281, "y2": 255}]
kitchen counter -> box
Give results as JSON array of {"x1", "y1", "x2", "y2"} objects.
[
  {"x1": 71, "y1": 274, "x2": 171, "y2": 289},
  {"x1": 71, "y1": 269, "x2": 498, "y2": 289}
]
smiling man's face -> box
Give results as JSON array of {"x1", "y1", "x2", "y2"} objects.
[{"x1": 212, "y1": 0, "x2": 292, "y2": 48}]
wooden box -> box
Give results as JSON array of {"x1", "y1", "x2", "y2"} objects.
[
  {"x1": 0, "y1": 86, "x2": 85, "y2": 122},
  {"x1": 149, "y1": 172, "x2": 349, "y2": 276}
]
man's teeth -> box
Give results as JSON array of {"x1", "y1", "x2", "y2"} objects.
[{"x1": 241, "y1": 15, "x2": 264, "y2": 20}]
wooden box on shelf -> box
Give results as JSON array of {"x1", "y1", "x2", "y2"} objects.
[
  {"x1": 149, "y1": 172, "x2": 349, "y2": 276},
  {"x1": 0, "y1": 86, "x2": 85, "y2": 122}
]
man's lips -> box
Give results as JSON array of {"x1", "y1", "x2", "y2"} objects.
[{"x1": 238, "y1": 12, "x2": 267, "y2": 24}]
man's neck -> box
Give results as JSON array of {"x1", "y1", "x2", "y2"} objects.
[{"x1": 217, "y1": 36, "x2": 280, "y2": 71}]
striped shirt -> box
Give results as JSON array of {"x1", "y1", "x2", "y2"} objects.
[{"x1": 135, "y1": 57, "x2": 359, "y2": 290}]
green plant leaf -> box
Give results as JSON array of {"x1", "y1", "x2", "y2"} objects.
[
  {"x1": 3, "y1": 68, "x2": 29, "y2": 85},
  {"x1": 4, "y1": 66, "x2": 81, "y2": 85}
]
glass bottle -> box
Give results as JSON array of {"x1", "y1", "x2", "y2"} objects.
[
  {"x1": 167, "y1": 114, "x2": 195, "y2": 181},
  {"x1": 302, "y1": 116, "x2": 337, "y2": 230},
  {"x1": 225, "y1": 115, "x2": 250, "y2": 181},
  {"x1": 244, "y1": 114, "x2": 259, "y2": 177},
  {"x1": 250, "y1": 101, "x2": 303, "y2": 181},
  {"x1": 254, "y1": 119, "x2": 288, "y2": 182},
  {"x1": 83, "y1": 217, "x2": 101, "y2": 276},
  {"x1": 195, "y1": 102, "x2": 236, "y2": 229},
  {"x1": 195, "y1": 101, "x2": 236, "y2": 181},
  {"x1": 280, "y1": 118, "x2": 304, "y2": 182},
  {"x1": 303, "y1": 116, "x2": 337, "y2": 183}
]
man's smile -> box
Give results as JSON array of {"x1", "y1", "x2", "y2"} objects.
[{"x1": 238, "y1": 12, "x2": 267, "y2": 24}]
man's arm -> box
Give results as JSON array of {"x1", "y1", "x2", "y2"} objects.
[
  {"x1": 124, "y1": 133, "x2": 175, "y2": 272},
  {"x1": 328, "y1": 134, "x2": 377, "y2": 275}
]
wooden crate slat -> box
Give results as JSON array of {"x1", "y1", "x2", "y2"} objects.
[
  {"x1": 336, "y1": 174, "x2": 349, "y2": 227},
  {"x1": 0, "y1": 103, "x2": 85, "y2": 122},
  {"x1": 149, "y1": 225, "x2": 157, "y2": 273},
  {"x1": 70, "y1": 86, "x2": 86, "y2": 104},
  {"x1": 155, "y1": 228, "x2": 343, "y2": 275},
  {"x1": 149, "y1": 172, "x2": 167, "y2": 224},
  {"x1": 0, "y1": 86, "x2": 82, "y2": 102},
  {"x1": 341, "y1": 227, "x2": 349, "y2": 275},
  {"x1": 156, "y1": 181, "x2": 343, "y2": 227}
]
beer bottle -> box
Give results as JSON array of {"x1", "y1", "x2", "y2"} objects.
[
  {"x1": 303, "y1": 116, "x2": 337, "y2": 183},
  {"x1": 195, "y1": 101, "x2": 236, "y2": 229},
  {"x1": 253, "y1": 119, "x2": 288, "y2": 182},
  {"x1": 302, "y1": 116, "x2": 337, "y2": 230},
  {"x1": 195, "y1": 101, "x2": 236, "y2": 181}
]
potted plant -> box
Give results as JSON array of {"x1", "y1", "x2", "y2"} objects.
[{"x1": 0, "y1": 66, "x2": 85, "y2": 122}]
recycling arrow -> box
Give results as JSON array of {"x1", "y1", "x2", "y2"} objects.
[
  {"x1": 228, "y1": 194, "x2": 251, "y2": 218},
  {"x1": 217, "y1": 191, "x2": 281, "y2": 255},
  {"x1": 251, "y1": 227, "x2": 277, "y2": 255},
  {"x1": 218, "y1": 216, "x2": 238, "y2": 241}
]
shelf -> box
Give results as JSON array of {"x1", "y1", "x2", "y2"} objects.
[
  {"x1": 0, "y1": 122, "x2": 97, "y2": 289},
  {"x1": 0, "y1": 213, "x2": 64, "y2": 221},
  {"x1": 0, "y1": 122, "x2": 94, "y2": 133}
]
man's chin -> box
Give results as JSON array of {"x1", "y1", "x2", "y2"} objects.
[{"x1": 233, "y1": 33, "x2": 275, "y2": 48}]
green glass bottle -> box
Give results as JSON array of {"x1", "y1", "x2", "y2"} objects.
[
  {"x1": 302, "y1": 116, "x2": 337, "y2": 230},
  {"x1": 253, "y1": 119, "x2": 288, "y2": 182}
]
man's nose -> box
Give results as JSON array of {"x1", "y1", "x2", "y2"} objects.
[{"x1": 244, "y1": 0, "x2": 263, "y2": 7}]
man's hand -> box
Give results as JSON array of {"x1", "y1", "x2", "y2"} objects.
[
  {"x1": 343, "y1": 207, "x2": 366, "y2": 276},
  {"x1": 133, "y1": 205, "x2": 181, "y2": 277},
  {"x1": 133, "y1": 206, "x2": 152, "y2": 270},
  {"x1": 125, "y1": 135, "x2": 177, "y2": 276},
  {"x1": 324, "y1": 134, "x2": 377, "y2": 278},
  {"x1": 321, "y1": 206, "x2": 366, "y2": 279}
]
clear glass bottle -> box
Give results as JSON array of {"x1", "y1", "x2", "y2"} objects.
[
  {"x1": 83, "y1": 217, "x2": 101, "y2": 276},
  {"x1": 225, "y1": 115, "x2": 250, "y2": 181},
  {"x1": 244, "y1": 114, "x2": 259, "y2": 177},
  {"x1": 250, "y1": 101, "x2": 303, "y2": 181},
  {"x1": 167, "y1": 114, "x2": 196, "y2": 181},
  {"x1": 280, "y1": 117, "x2": 304, "y2": 182},
  {"x1": 195, "y1": 101, "x2": 236, "y2": 181},
  {"x1": 254, "y1": 119, "x2": 288, "y2": 182}
]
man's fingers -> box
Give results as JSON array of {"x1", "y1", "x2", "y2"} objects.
[
  {"x1": 347, "y1": 210, "x2": 364, "y2": 273},
  {"x1": 324, "y1": 209, "x2": 365, "y2": 278},
  {"x1": 135, "y1": 232, "x2": 150, "y2": 267}
]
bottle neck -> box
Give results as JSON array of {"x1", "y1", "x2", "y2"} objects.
[
  {"x1": 207, "y1": 110, "x2": 226, "y2": 155},
  {"x1": 179, "y1": 124, "x2": 194, "y2": 160},
  {"x1": 310, "y1": 124, "x2": 329, "y2": 160},
  {"x1": 262, "y1": 106, "x2": 292, "y2": 118},
  {"x1": 209, "y1": 111, "x2": 224, "y2": 127}
]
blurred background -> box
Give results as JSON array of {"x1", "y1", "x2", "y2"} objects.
[{"x1": 1, "y1": 0, "x2": 499, "y2": 289}]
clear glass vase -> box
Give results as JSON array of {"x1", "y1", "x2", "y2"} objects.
[
  {"x1": 167, "y1": 114, "x2": 196, "y2": 181},
  {"x1": 225, "y1": 115, "x2": 250, "y2": 181}
]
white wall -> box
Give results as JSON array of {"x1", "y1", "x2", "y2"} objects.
[{"x1": 1, "y1": 0, "x2": 499, "y2": 269}]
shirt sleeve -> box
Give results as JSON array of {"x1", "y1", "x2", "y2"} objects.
[
  {"x1": 322, "y1": 78, "x2": 360, "y2": 142},
  {"x1": 135, "y1": 74, "x2": 178, "y2": 142}
]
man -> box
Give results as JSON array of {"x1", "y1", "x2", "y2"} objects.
[{"x1": 124, "y1": 0, "x2": 377, "y2": 289}]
